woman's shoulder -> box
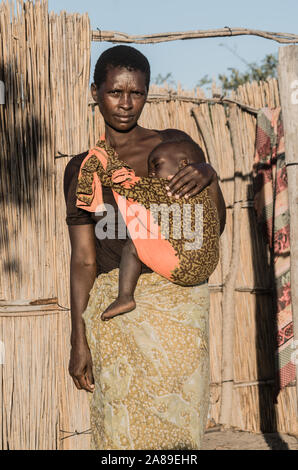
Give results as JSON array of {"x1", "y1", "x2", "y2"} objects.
[
  {"x1": 63, "y1": 150, "x2": 96, "y2": 226},
  {"x1": 64, "y1": 150, "x2": 89, "y2": 177},
  {"x1": 63, "y1": 150, "x2": 88, "y2": 200}
]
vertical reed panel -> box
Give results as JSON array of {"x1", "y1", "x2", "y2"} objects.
[
  {"x1": 49, "y1": 8, "x2": 91, "y2": 450},
  {"x1": 0, "y1": 0, "x2": 56, "y2": 302},
  {"x1": 0, "y1": 1, "x2": 91, "y2": 450}
]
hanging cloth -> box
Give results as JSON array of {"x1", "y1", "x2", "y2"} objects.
[{"x1": 253, "y1": 107, "x2": 295, "y2": 389}]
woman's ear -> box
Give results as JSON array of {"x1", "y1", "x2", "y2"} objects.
[{"x1": 91, "y1": 83, "x2": 98, "y2": 103}]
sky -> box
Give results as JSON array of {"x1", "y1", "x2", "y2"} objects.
[{"x1": 48, "y1": 0, "x2": 298, "y2": 91}]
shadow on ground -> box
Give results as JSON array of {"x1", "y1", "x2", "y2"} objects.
[{"x1": 202, "y1": 429, "x2": 297, "y2": 450}]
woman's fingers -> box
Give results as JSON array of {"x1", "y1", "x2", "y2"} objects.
[
  {"x1": 175, "y1": 181, "x2": 197, "y2": 199},
  {"x1": 165, "y1": 167, "x2": 193, "y2": 196},
  {"x1": 70, "y1": 364, "x2": 95, "y2": 392},
  {"x1": 75, "y1": 373, "x2": 94, "y2": 392},
  {"x1": 69, "y1": 345, "x2": 94, "y2": 392},
  {"x1": 166, "y1": 163, "x2": 216, "y2": 197},
  {"x1": 72, "y1": 376, "x2": 82, "y2": 390},
  {"x1": 86, "y1": 364, "x2": 95, "y2": 391},
  {"x1": 184, "y1": 186, "x2": 202, "y2": 199}
]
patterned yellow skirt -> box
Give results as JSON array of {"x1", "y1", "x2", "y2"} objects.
[{"x1": 82, "y1": 268, "x2": 210, "y2": 450}]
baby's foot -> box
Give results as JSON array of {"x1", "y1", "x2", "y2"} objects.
[{"x1": 101, "y1": 296, "x2": 136, "y2": 321}]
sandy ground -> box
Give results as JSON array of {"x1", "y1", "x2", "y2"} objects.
[{"x1": 201, "y1": 427, "x2": 298, "y2": 450}]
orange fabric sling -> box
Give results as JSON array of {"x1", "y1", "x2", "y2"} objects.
[{"x1": 76, "y1": 140, "x2": 220, "y2": 286}]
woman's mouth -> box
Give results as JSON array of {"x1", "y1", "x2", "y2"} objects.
[{"x1": 114, "y1": 115, "x2": 134, "y2": 122}]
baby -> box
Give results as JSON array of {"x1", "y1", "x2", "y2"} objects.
[{"x1": 101, "y1": 139, "x2": 220, "y2": 321}]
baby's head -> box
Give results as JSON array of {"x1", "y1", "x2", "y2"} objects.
[{"x1": 148, "y1": 139, "x2": 202, "y2": 178}]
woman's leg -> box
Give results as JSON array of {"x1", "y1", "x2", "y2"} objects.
[{"x1": 101, "y1": 239, "x2": 142, "y2": 320}]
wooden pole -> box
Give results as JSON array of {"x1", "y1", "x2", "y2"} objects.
[
  {"x1": 218, "y1": 105, "x2": 244, "y2": 426},
  {"x1": 0, "y1": 81, "x2": 4, "y2": 104},
  {"x1": 91, "y1": 27, "x2": 298, "y2": 44},
  {"x1": 278, "y1": 46, "x2": 298, "y2": 414}
]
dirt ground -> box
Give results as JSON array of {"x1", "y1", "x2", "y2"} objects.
[{"x1": 201, "y1": 427, "x2": 298, "y2": 450}]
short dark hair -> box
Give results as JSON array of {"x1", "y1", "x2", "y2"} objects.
[{"x1": 93, "y1": 45, "x2": 151, "y2": 91}]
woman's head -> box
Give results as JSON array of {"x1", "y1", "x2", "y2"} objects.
[
  {"x1": 93, "y1": 45, "x2": 150, "y2": 91},
  {"x1": 91, "y1": 46, "x2": 150, "y2": 132}
]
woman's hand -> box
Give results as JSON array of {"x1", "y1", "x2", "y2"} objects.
[
  {"x1": 165, "y1": 162, "x2": 217, "y2": 199},
  {"x1": 69, "y1": 339, "x2": 95, "y2": 393}
]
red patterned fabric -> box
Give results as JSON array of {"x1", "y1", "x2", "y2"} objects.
[{"x1": 253, "y1": 107, "x2": 295, "y2": 389}]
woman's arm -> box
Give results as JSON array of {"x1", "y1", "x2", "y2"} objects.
[
  {"x1": 161, "y1": 129, "x2": 226, "y2": 234},
  {"x1": 169, "y1": 165, "x2": 226, "y2": 235},
  {"x1": 68, "y1": 224, "x2": 97, "y2": 392},
  {"x1": 206, "y1": 172, "x2": 226, "y2": 235}
]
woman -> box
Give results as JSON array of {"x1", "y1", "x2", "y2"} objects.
[{"x1": 64, "y1": 45, "x2": 226, "y2": 450}]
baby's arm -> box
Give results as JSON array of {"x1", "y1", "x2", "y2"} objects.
[{"x1": 101, "y1": 239, "x2": 142, "y2": 320}]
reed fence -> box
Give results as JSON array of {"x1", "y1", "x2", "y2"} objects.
[
  {"x1": 0, "y1": 0, "x2": 297, "y2": 450},
  {"x1": 0, "y1": 0, "x2": 91, "y2": 450}
]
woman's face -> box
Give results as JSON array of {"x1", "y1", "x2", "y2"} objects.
[{"x1": 91, "y1": 66, "x2": 148, "y2": 132}]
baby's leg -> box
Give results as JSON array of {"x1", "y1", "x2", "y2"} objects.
[{"x1": 101, "y1": 239, "x2": 141, "y2": 320}]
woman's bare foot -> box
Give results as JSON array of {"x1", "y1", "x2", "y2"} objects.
[{"x1": 101, "y1": 296, "x2": 136, "y2": 320}]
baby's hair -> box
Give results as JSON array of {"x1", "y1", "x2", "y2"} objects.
[{"x1": 93, "y1": 45, "x2": 151, "y2": 91}]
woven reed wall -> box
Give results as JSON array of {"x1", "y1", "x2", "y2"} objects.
[
  {"x1": 0, "y1": 0, "x2": 91, "y2": 450},
  {"x1": 0, "y1": 0, "x2": 296, "y2": 450}
]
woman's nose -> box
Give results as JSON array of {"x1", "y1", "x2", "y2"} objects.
[{"x1": 119, "y1": 93, "x2": 133, "y2": 109}]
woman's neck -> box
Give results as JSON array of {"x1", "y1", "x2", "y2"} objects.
[{"x1": 105, "y1": 124, "x2": 143, "y2": 151}]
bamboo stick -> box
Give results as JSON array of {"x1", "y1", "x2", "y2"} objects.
[
  {"x1": 278, "y1": 46, "x2": 298, "y2": 414},
  {"x1": 219, "y1": 105, "x2": 245, "y2": 426},
  {"x1": 89, "y1": 94, "x2": 259, "y2": 113},
  {"x1": 91, "y1": 27, "x2": 298, "y2": 44}
]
